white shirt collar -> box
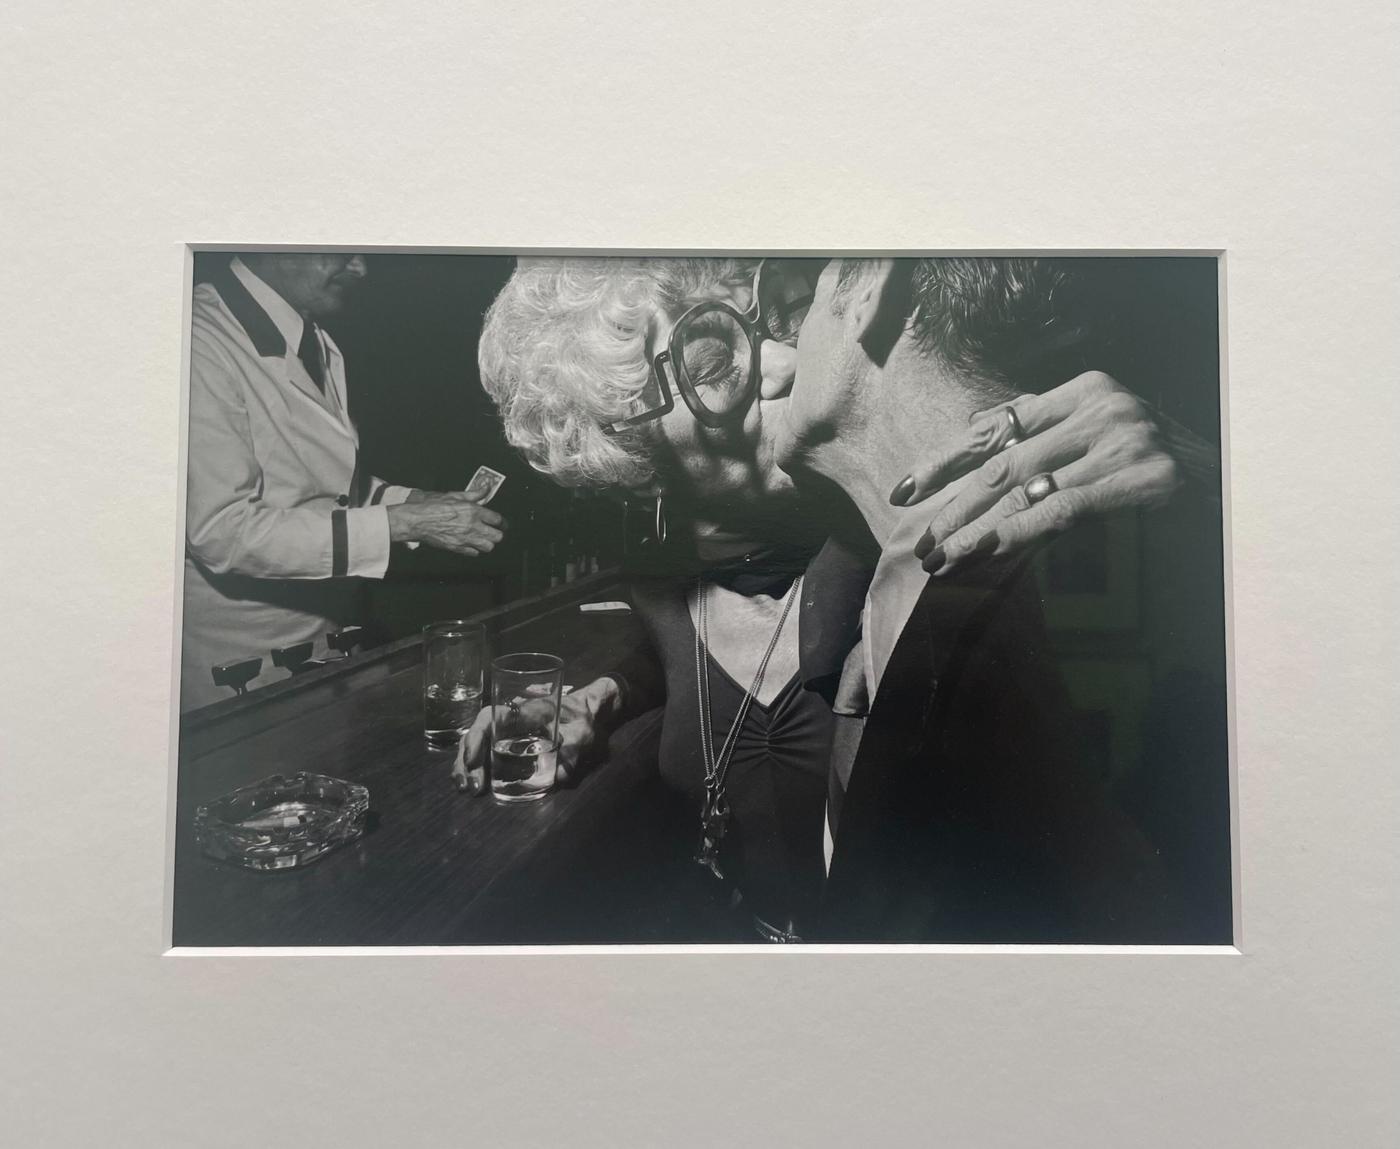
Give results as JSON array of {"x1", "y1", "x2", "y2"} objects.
[
  {"x1": 230, "y1": 256, "x2": 306, "y2": 355},
  {"x1": 861, "y1": 506, "x2": 936, "y2": 702}
]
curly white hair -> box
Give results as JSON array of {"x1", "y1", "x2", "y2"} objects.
[{"x1": 478, "y1": 257, "x2": 752, "y2": 489}]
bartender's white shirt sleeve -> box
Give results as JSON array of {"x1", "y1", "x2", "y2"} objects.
[
  {"x1": 186, "y1": 335, "x2": 391, "y2": 581},
  {"x1": 346, "y1": 481, "x2": 414, "y2": 577},
  {"x1": 342, "y1": 504, "x2": 393, "y2": 579}
]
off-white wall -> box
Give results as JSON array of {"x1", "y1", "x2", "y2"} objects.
[{"x1": 2, "y1": 2, "x2": 1396, "y2": 1145}]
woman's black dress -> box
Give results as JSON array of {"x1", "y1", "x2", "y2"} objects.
[{"x1": 624, "y1": 578, "x2": 834, "y2": 940}]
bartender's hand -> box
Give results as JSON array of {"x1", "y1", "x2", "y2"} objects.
[
  {"x1": 887, "y1": 371, "x2": 1183, "y2": 575},
  {"x1": 387, "y1": 492, "x2": 506, "y2": 557},
  {"x1": 452, "y1": 675, "x2": 623, "y2": 791}
]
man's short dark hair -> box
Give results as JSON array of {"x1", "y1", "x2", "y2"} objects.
[{"x1": 839, "y1": 257, "x2": 1097, "y2": 395}]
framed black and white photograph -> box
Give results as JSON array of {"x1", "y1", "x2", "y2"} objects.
[
  {"x1": 3, "y1": 3, "x2": 1396, "y2": 1147},
  {"x1": 167, "y1": 249, "x2": 1231, "y2": 950}
]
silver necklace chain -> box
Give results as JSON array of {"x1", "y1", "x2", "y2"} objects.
[{"x1": 693, "y1": 574, "x2": 802, "y2": 879}]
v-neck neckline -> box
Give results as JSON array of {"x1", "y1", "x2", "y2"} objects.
[{"x1": 688, "y1": 609, "x2": 800, "y2": 713}]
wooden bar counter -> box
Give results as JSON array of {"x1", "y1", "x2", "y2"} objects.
[{"x1": 171, "y1": 573, "x2": 667, "y2": 947}]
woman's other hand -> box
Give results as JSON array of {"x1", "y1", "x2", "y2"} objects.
[
  {"x1": 452, "y1": 675, "x2": 623, "y2": 791},
  {"x1": 889, "y1": 372, "x2": 1182, "y2": 575}
]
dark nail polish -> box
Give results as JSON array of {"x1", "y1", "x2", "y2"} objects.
[
  {"x1": 923, "y1": 546, "x2": 946, "y2": 574},
  {"x1": 965, "y1": 531, "x2": 999, "y2": 562},
  {"x1": 889, "y1": 475, "x2": 916, "y2": 506},
  {"x1": 914, "y1": 529, "x2": 936, "y2": 559}
]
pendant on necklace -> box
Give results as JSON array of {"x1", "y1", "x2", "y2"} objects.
[
  {"x1": 694, "y1": 798, "x2": 730, "y2": 880},
  {"x1": 694, "y1": 833, "x2": 724, "y2": 881}
]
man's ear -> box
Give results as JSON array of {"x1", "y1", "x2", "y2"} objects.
[{"x1": 851, "y1": 259, "x2": 912, "y2": 368}]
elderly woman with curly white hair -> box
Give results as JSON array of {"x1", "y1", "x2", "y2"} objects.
[{"x1": 457, "y1": 256, "x2": 1198, "y2": 942}]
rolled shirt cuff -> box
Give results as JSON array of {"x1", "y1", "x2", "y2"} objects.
[
  {"x1": 333, "y1": 504, "x2": 393, "y2": 579},
  {"x1": 372, "y1": 483, "x2": 415, "y2": 507}
]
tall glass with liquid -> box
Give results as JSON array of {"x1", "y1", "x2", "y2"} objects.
[
  {"x1": 489, "y1": 652, "x2": 563, "y2": 802},
  {"x1": 422, "y1": 621, "x2": 485, "y2": 750}
]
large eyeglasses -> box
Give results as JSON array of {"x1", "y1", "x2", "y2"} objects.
[{"x1": 603, "y1": 258, "x2": 823, "y2": 433}]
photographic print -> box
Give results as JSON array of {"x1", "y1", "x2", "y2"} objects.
[{"x1": 171, "y1": 251, "x2": 1231, "y2": 947}]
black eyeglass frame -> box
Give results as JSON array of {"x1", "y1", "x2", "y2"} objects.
[{"x1": 602, "y1": 259, "x2": 817, "y2": 434}]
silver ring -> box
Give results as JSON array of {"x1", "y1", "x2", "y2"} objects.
[
  {"x1": 1023, "y1": 472, "x2": 1058, "y2": 505},
  {"x1": 1002, "y1": 406, "x2": 1025, "y2": 448}
]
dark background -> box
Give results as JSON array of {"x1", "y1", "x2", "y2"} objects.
[
  {"x1": 331, "y1": 254, "x2": 539, "y2": 636},
  {"x1": 1068, "y1": 256, "x2": 1221, "y2": 437}
]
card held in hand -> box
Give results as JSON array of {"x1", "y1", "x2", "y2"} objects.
[
  {"x1": 464, "y1": 465, "x2": 506, "y2": 504},
  {"x1": 404, "y1": 466, "x2": 506, "y2": 551}
]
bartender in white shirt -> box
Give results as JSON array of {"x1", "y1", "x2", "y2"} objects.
[{"x1": 181, "y1": 253, "x2": 505, "y2": 710}]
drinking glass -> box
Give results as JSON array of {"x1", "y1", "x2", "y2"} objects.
[
  {"x1": 422, "y1": 621, "x2": 486, "y2": 749},
  {"x1": 489, "y1": 652, "x2": 564, "y2": 802}
]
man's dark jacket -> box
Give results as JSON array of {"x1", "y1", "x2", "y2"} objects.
[{"x1": 819, "y1": 504, "x2": 1231, "y2": 944}]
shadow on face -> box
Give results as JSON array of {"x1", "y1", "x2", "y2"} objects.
[{"x1": 242, "y1": 253, "x2": 367, "y2": 317}]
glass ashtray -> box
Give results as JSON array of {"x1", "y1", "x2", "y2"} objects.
[{"x1": 194, "y1": 772, "x2": 369, "y2": 872}]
